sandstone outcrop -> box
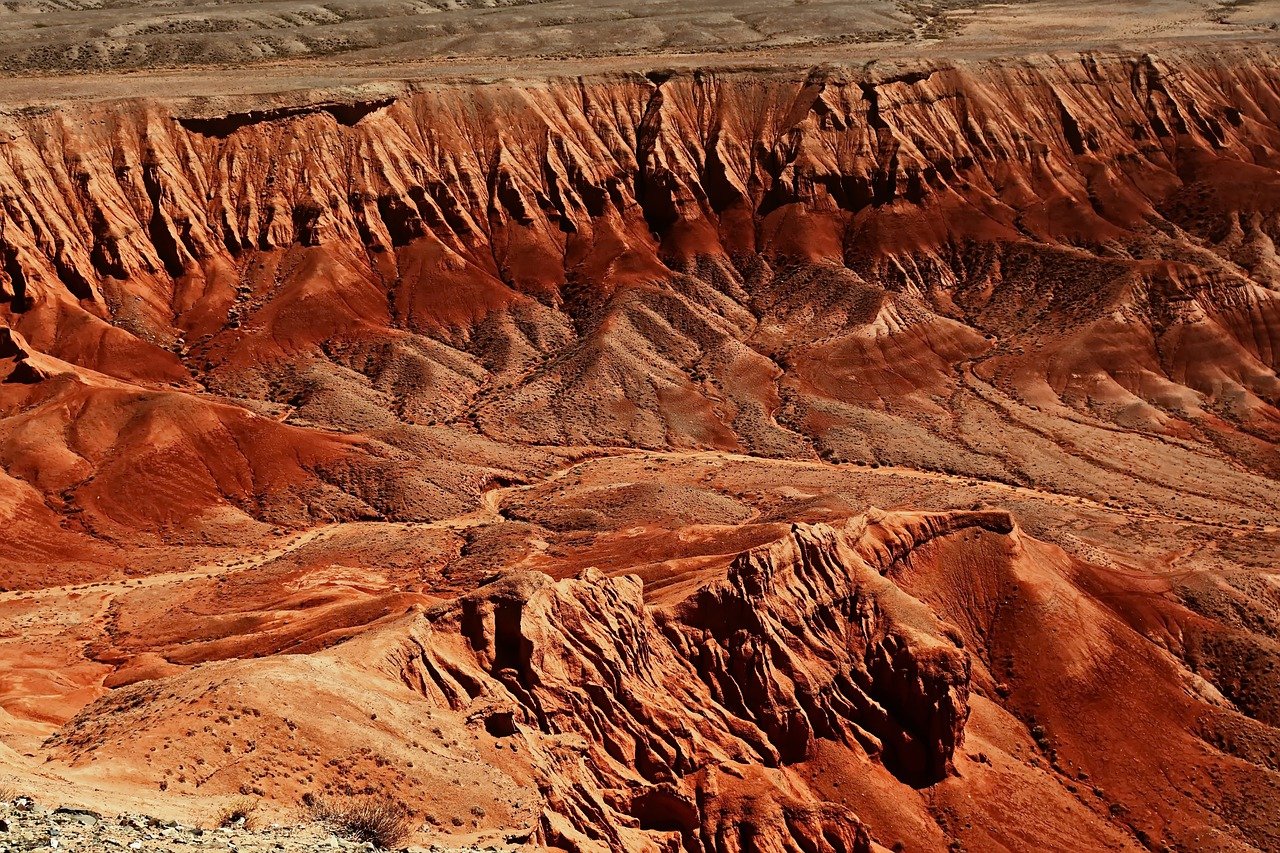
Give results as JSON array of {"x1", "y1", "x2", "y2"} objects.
[
  {"x1": 45, "y1": 512, "x2": 1010, "y2": 852},
  {"x1": 388, "y1": 514, "x2": 1001, "y2": 849}
]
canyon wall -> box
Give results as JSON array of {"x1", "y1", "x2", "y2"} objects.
[
  {"x1": 3, "y1": 40, "x2": 1280, "y2": 853},
  {"x1": 2, "y1": 44, "x2": 1279, "y2": 550}
]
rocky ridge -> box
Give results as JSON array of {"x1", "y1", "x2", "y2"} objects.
[
  {"x1": 372, "y1": 512, "x2": 1006, "y2": 850},
  {"x1": 42, "y1": 505, "x2": 1273, "y2": 852},
  {"x1": 46, "y1": 511, "x2": 1008, "y2": 852}
]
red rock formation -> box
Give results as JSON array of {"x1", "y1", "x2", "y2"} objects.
[
  {"x1": 43, "y1": 512, "x2": 1009, "y2": 851},
  {"x1": 3, "y1": 39, "x2": 1280, "y2": 853},
  {"x1": 0, "y1": 46, "x2": 1277, "y2": 538},
  {"x1": 42, "y1": 506, "x2": 1277, "y2": 851}
]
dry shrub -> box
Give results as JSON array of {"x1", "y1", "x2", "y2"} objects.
[
  {"x1": 216, "y1": 796, "x2": 260, "y2": 830},
  {"x1": 309, "y1": 795, "x2": 413, "y2": 849}
]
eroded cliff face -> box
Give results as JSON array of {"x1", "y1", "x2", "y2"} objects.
[
  {"x1": 42, "y1": 503, "x2": 1280, "y2": 852},
  {"x1": 5, "y1": 41, "x2": 1280, "y2": 853},
  {"x1": 1, "y1": 45, "x2": 1279, "y2": 548},
  {"x1": 382, "y1": 513, "x2": 1001, "y2": 850},
  {"x1": 38, "y1": 512, "x2": 1014, "y2": 852}
]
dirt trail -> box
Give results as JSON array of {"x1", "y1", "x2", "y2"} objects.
[
  {"x1": 617, "y1": 448, "x2": 1275, "y2": 533},
  {"x1": 5, "y1": 445, "x2": 1268, "y2": 613},
  {"x1": 0, "y1": 525, "x2": 340, "y2": 606}
]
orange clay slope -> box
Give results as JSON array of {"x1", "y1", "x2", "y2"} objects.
[
  {"x1": 0, "y1": 41, "x2": 1277, "y2": 853},
  {"x1": 33, "y1": 508, "x2": 1280, "y2": 851}
]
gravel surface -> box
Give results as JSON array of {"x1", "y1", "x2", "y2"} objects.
[{"x1": 0, "y1": 797, "x2": 493, "y2": 853}]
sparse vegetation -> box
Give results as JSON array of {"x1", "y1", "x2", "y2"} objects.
[
  {"x1": 308, "y1": 796, "x2": 413, "y2": 849},
  {"x1": 217, "y1": 796, "x2": 261, "y2": 830}
]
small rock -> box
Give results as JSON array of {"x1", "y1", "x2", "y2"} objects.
[
  {"x1": 54, "y1": 808, "x2": 101, "y2": 824},
  {"x1": 128, "y1": 841, "x2": 143, "y2": 851}
]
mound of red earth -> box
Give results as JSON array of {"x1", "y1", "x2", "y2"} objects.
[{"x1": 1, "y1": 41, "x2": 1279, "y2": 853}]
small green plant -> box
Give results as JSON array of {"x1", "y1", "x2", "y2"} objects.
[{"x1": 309, "y1": 795, "x2": 413, "y2": 849}]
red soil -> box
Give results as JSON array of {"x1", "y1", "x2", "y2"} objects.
[{"x1": 0, "y1": 42, "x2": 1278, "y2": 852}]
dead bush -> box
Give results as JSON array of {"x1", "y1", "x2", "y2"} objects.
[
  {"x1": 309, "y1": 795, "x2": 413, "y2": 849},
  {"x1": 216, "y1": 796, "x2": 260, "y2": 830}
]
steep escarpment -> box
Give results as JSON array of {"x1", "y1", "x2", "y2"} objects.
[{"x1": 1, "y1": 45, "x2": 1278, "y2": 545}]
